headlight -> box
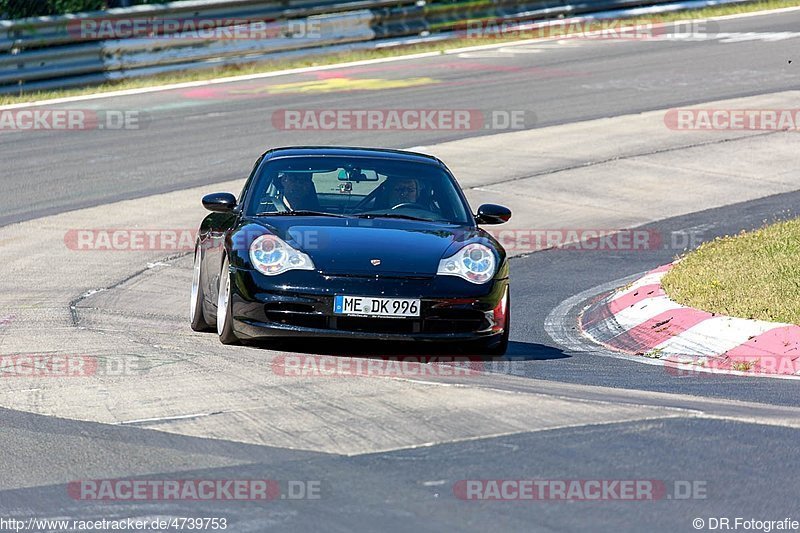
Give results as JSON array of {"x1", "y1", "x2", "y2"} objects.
[
  {"x1": 249, "y1": 234, "x2": 315, "y2": 276},
  {"x1": 437, "y1": 243, "x2": 496, "y2": 284}
]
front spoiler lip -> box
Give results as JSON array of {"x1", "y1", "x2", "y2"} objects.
[{"x1": 233, "y1": 318, "x2": 501, "y2": 342}]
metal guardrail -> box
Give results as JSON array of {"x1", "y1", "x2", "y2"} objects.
[{"x1": 0, "y1": 0, "x2": 685, "y2": 95}]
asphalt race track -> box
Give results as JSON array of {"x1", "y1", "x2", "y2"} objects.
[
  {"x1": 1, "y1": 9, "x2": 799, "y2": 532},
  {"x1": 3, "y1": 10, "x2": 799, "y2": 225}
]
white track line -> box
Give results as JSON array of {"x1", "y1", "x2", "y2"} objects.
[{"x1": 0, "y1": 52, "x2": 441, "y2": 111}]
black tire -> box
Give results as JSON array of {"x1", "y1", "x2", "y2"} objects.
[
  {"x1": 216, "y1": 256, "x2": 240, "y2": 345},
  {"x1": 484, "y1": 327, "x2": 509, "y2": 356},
  {"x1": 189, "y1": 243, "x2": 213, "y2": 332}
]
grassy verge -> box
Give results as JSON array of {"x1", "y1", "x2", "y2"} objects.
[
  {"x1": 662, "y1": 217, "x2": 800, "y2": 325},
  {"x1": 2, "y1": 0, "x2": 799, "y2": 106}
]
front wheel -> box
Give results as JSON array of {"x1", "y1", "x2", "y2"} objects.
[
  {"x1": 216, "y1": 256, "x2": 240, "y2": 345},
  {"x1": 484, "y1": 327, "x2": 509, "y2": 356},
  {"x1": 189, "y1": 243, "x2": 213, "y2": 332}
]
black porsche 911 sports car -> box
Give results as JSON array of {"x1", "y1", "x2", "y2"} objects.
[{"x1": 190, "y1": 146, "x2": 512, "y2": 354}]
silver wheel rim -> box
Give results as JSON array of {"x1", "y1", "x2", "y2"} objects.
[
  {"x1": 217, "y1": 260, "x2": 230, "y2": 336},
  {"x1": 190, "y1": 247, "x2": 201, "y2": 322}
]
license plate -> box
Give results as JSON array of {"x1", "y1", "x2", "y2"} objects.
[{"x1": 334, "y1": 296, "x2": 420, "y2": 317}]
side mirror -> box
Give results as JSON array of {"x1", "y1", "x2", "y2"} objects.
[
  {"x1": 202, "y1": 192, "x2": 237, "y2": 213},
  {"x1": 475, "y1": 204, "x2": 511, "y2": 225}
]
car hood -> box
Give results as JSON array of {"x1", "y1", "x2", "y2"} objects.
[{"x1": 242, "y1": 216, "x2": 484, "y2": 276}]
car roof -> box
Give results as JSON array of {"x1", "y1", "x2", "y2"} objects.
[{"x1": 261, "y1": 146, "x2": 446, "y2": 167}]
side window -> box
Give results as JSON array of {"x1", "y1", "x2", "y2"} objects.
[
  {"x1": 239, "y1": 155, "x2": 264, "y2": 204},
  {"x1": 252, "y1": 171, "x2": 281, "y2": 213}
]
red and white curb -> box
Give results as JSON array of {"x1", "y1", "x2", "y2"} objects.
[{"x1": 579, "y1": 263, "x2": 800, "y2": 377}]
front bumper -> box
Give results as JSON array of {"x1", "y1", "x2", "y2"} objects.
[{"x1": 228, "y1": 267, "x2": 508, "y2": 342}]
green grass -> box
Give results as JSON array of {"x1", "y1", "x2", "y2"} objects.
[
  {"x1": 1, "y1": 0, "x2": 798, "y2": 105},
  {"x1": 662, "y1": 217, "x2": 800, "y2": 325}
]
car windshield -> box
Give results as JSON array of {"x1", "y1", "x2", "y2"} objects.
[{"x1": 246, "y1": 156, "x2": 472, "y2": 225}]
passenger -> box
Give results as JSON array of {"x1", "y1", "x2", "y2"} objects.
[{"x1": 384, "y1": 177, "x2": 420, "y2": 208}]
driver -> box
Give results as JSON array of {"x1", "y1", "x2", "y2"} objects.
[
  {"x1": 385, "y1": 177, "x2": 419, "y2": 207},
  {"x1": 277, "y1": 172, "x2": 319, "y2": 211}
]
